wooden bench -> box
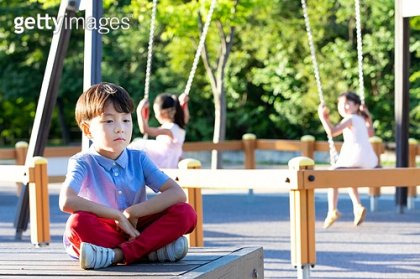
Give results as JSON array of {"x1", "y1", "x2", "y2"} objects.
[
  {"x1": 183, "y1": 135, "x2": 419, "y2": 211},
  {"x1": 1, "y1": 143, "x2": 419, "y2": 278},
  {"x1": 0, "y1": 241, "x2": 264, "y2": 278},
  {"x1": 0, "y1": 139, "x2": 418, "y2": 247},
  {"x1": 0, "y1": 157, "x2": 49, "y2": 246},
  {"x1": 166, "y1": 157, "x2": 420, "y2": 278}
]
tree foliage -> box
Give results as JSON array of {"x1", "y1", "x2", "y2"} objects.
[{"x1": 0, "y1": 0, "x2": 418, "y2": 146}]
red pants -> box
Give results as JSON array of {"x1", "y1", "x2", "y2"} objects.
[{"x1": 65, "y1": 202, "x2": 197, "y2": 264}]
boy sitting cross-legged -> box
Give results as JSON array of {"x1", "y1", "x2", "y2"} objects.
[{"x1": 59, "y1": 82, "x2": 197, "y2": 269}]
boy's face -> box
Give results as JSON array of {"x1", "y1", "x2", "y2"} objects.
[{"x1": 82, "y1": 101, "x2": 133, "y2": 160}]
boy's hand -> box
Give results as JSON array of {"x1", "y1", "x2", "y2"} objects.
[
  {"x1": 123, "y1": 209, "x2": 138, "y2": 229},
  {"x1": 115, "y1": 213, "x2": 140, "y2": 240},
  {"x1": 318, "y1": 104, "x2": 329, "y2": 120}
]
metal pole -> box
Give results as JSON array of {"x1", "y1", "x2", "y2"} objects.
[
  {"x1": 82, "y1": 0, "x2": 102, "y2": 150},
  {"x1": 14, "y1": 0, "x2": 76, "y2": 239},
  {"x1": 394, "y1": 0, "x2": 410, "y2": 214},
  {"x1": 297, "y1": 264, "x2": 311, "y2": 279}
]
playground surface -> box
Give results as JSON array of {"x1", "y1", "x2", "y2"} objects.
[{"x1": 1, "y1": 184, "x2": 420, "y2": 278}]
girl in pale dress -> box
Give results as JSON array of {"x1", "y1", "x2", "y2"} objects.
[
  {"x1": 129, "y1": 93, "x2": 189, "y2": 168},
  {"x1": 318, "y1": 92, "x2": 378, "y2": 228}
]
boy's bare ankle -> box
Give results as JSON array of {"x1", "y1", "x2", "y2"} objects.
[{"x1": 112, "y1": 248, "x2": 124, "y2": 264}]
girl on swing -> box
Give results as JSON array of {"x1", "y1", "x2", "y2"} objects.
[
  {"x1": 318, "y1": 91, "x2": 378, "y2": 228},
  {"x1": 129, "y1": 93, "x2": 189, "y2": 168}
]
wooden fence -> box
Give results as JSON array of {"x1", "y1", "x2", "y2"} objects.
[
  {"x1": 165, "y1": 157, "x2": 420, "y2": 278},
  {"x1": 0, "y1": 136, "x2": 418, "y2": 248}
]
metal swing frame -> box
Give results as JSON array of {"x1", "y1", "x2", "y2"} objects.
[{"x1": 14, "y1": 0, "x2": 102, "y2": 239}]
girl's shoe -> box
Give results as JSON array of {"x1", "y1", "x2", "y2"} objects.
[
  {"x1": 323, "y1": 209, "x2": 341, "y2": 229},
  {"x1": 354, "y1": 205, "x2": 366, "y2": 226}
]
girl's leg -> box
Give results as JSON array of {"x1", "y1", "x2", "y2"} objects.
[
  {"x1": 328, "y1": 188, "x2": 339, "y2": 212},
  {"x1": 65, "y1": 211, "x2": 127, "y2": 258},
  {"x1": 348, "y1": 187, "x2": 366, "y2": 226},
  {"x1": 348, "y1": 187, "x2": 362, "y2": 207},
  {"x1": 119, "y1": 202, "x2": 197, "y2": 264},
  {"x1": 324, "y1": 188, "x2": 341, "y2": 228},
  {"x1": 327, "y1": 166, "x2": 342, "y2": 212}
]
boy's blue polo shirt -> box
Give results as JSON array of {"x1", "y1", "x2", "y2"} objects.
[{"x1": 63, "y1": 146, "x2": 169, "y2": 211}]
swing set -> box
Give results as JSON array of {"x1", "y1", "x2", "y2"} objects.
[
  {"x1": 1, "y1": 0, "x2": 217, "y2": 241},
  {"x1": 141, "y1": 0, "x2": 216, "y2": 137},
  {"x1": 301, "y1": 0, "x2": 367, "y2": 165}
]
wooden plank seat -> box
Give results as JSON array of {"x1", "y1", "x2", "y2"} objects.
[{"x1": 0, "y1": 242, "x2": 264, "y2": 278}]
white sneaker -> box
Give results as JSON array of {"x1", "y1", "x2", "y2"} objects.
[
  {"x1": 80, "y1": 242, "x2": 115, "y2": 269},
  {"x1": 148, "y1": 236, "x2": 188, "y2": 262}
]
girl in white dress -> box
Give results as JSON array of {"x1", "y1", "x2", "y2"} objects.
[
  {"x1": 318, "y1": 92, "x2": 378, "y2": 228},
  {"x1": 129, "y1": 93, "x2": 189, "y2": 168}
]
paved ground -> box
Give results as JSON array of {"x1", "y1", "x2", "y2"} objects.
[{"x1": 1, "y1": 185, "x2": 419, "y2": 278}]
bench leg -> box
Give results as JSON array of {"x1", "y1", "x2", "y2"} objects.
[
  {"x1": 29, "y1": 158, "x2": 50, "y2": 246},
  {"x1": 407, "y1": 186, "x2": 416, "y2": 210},
  {"x1": 185, "y1": 188, "x2": 203, "y2": 247},
  {"x1": 298, "y1": 264, "x2": 311, "y2": 279},
  {"x1": 14, "y1": 184, "x2": 30, "y2": 240},
  {"x1": 289, "y1": 157, "x2": 316, "y2": 279},
  {"x1": 290, "y1": 189, "x2": 316, "y2": 270},
  {"x1": 407, "y1": 197, "x2": 415, "y2": 210},
  {"x1": 370, "y1": 196, "x2": 379, "y2": 212}
]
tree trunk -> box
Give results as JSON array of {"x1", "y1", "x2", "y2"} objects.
[
  {"x1": 198, "y1": 9, "x2": 236, "y2": 169},
  {"x1": 211, "y1": 81, "x2": 226, "y2": 169}
]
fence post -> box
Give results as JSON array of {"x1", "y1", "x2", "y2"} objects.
[
  {"x1": 407, "y1": 138, "x2": 418, "y2": 210},
  {"x1": 178, "y1": 158, "x2": 203, "y2": 247},
  {"x1": 242, "y1": 133, "x2": 256, "y2": 169},
  {"x1": 369, "y1": 136, "x2": 383, "y2": 211},
  {"x1": 243, "y1": 133, "x2": 256, "y2": 196},
  {"x1": 288, "y1": 156, "x2": 316, "y2": 279},
  {"x1": 300, "y1": 135, "x2": 315, "y2": 159},
  {"x1": 28, "y1": 156, "x2": 50, "y2": 247},
  {"x1": 15, "y1": 141, "x2": 28, "y2": 196}
]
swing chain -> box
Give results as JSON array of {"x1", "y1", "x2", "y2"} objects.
[
  {"x1": 183, "y1": 0, "x2": 217, "y2": 96},
  {"x1": 144, "y1": 0, "x2": 158, "y2": 101},
  {"x1": 301, "y1": 0, "x2": 339, "y2": 163},
  {"x1": 355, "y1": 0, "x2": 365, "y2": 105},
  {"x1": 143, "y1": 0, "x2": 216, "y2": 99},
  {"x1": 300, "y1": 0, "x2": 324, "y2": 105}
]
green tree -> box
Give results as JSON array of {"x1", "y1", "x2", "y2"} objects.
[
  {"x1": 131, "y1": 0, "x2": 263, "y2": 167},
  {"x1": 0, "y1": 0, "x2": 418, "y2": 149}
]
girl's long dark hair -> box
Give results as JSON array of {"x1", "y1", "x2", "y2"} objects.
[
  {"x1": 338, "y1": 91, "x2": 369, "y2": 119},
  {"x1": 154, "y1": 93, "x2": 185, "y2": 129}
]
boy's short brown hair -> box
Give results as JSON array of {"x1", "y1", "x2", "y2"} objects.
[{"x1": 75, "y1": 82, "x2": 134, "y2": 129}]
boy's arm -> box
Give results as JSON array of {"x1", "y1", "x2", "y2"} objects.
[
  {"x1": 123, "y1": 178, "x2": 186, "y2": 220},
  {"x1": 59, "y1": 186, "x2": 140, "y2": 239}
]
